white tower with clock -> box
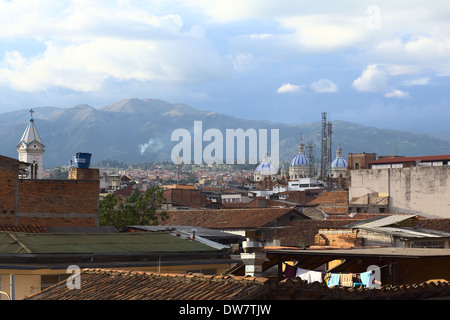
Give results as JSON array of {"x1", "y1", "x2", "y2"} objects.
[{"x1": 17, "y1": 109, "x2": 45, "y2": 179}]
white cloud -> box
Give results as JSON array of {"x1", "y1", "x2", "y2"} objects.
[
  {"x1": 402, "y1": 77, "x2": 431, "y2": 86},
  {"x1": 384, "y1": 89, "x2": 410, "y2": 99},
  {"x1": 352, "y1": 65, "x2": 389, "y2": 92},
  {"x1": 279, "y1": 14, "x2": 368, "y2": 52},
  {"x1": 0, "y1": 35, "x2": 229, "y2": 92},
  {"x1": 373, "y1": 36, "x2": 450, "y2": 76},
  {"x1": 277, "y1": 83, "x2": 302, "y2": 94},
  {"x1": 0, "y1": 3, "x2": 230, "y2": 93},
  {"x1": 250, "y1": 34, "x2": 272, "y2": 40},
  {"x1": 310, "y1": 79, "x2": 338, "y2": 93},
  {"x1": 232, "y1": 54, "x2": 254, "y2": 72}
]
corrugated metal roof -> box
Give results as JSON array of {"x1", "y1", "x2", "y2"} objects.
[
  {"x1": 338, "y1": 215, "x2": 450, "y2": 240},
  {"x1": 344, "y1": 214, "x2": 418, "y2": 229},
  {"x1": 0, "y1": 232, "x2": 219, "y2": 254},
  {"x1": 46, "y1": 226, "x2": 119, "y2": 234},
  {"x1": 127, "y1": 225, "x2": 242, "y2": 239},
  {"x1": 362, "y1": 227, "x2": 450, "y2": 239},
  {"x1": 369, "y1": 154, "x2": 450, "y2": 165}
]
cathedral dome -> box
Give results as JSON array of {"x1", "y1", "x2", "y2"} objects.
[
  {"x1": 332, "y1": 157, "x2": 348, "y2": 168},
  {"x1": 255, "y1": 160, "x2": 277, "y2": 175},
  {"x1": 290, "y1": 134, "x2": 309, "y2": 167},
  {"x1": 290, "y1": 153, "x2": 310, "y2": 167},
  {"x1": 331, "y1": 143, "x2": 347, "y2": 168}
]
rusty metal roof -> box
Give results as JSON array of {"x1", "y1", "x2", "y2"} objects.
[{"x1": 0, "y1": 231, "x2": 218, "y2": 254}]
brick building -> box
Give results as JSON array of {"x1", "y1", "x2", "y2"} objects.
[
  {"x1": 0, "y1": 110, "x2": 101, "y2": 227},
  {"x1": 347, "y1": 152, "x2": 377, "y2": 170},
  {"x1": 0, "y1": 155, "x2": 100, "y2": 227},
  {"x1": 163, "y1": 188, "x2": 208, "y2": 209}
]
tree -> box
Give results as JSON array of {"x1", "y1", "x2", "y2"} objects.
[{"x1": 99, "y1": 187, "x2": 168, "y2": 229}]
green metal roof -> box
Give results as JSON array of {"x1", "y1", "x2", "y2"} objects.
[{"x1": 0, "y1": 232, "x2": 218, "y2": 254}]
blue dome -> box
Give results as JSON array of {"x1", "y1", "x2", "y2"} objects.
[
  {"x1": 291, "y1": 153, "x2": 310, "y2": 167},
  {"x1": 332, "y1": 157, "x2": 348, "y2": 168},
  {"x1": 255, "y1": 161, "x2": 277, "y2": 175}
]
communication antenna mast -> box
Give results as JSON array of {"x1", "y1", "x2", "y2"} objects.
[
  {"x1": 306, "y1": 141, "x2": 314, "y2": 178},
  {"x1": 327, "y1": 121, "x2": 333, "y2": 189},
  {"x1": 320, "y1": 112, "x2": 333, "y2": 186},
  {"x1": 320, "y1": 112, "x2": 328, "y2": 180}
]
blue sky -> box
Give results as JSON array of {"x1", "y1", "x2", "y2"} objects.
[{"x1": 1, "y1": 0, "x2": 450, "y2": 132}]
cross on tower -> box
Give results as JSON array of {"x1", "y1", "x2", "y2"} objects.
[{"x1": 29, "y1": 109, "x2": 34, "y2": 118}]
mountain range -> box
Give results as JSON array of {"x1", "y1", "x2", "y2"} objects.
[{"x1": 1, "y1": 98, "x2": 450, "y2": 168}]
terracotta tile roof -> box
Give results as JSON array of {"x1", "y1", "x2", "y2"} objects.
[
  {"x1": 26, "y1": 268, "x2": 272, "y2": 300},
  {"x1": 26, "y1": 268, "x2": 450, "y2": 300},
  {"x1": 418, "y1": 218, "x2": 450, "y2": 233},
  {"x1": 267, "y1": 219, "x2": 354, "y2": 247},
  {"x1": 159, "y1": 208, "x2": 300, "y2": 230},
  {"x1": 275, "y1": 190, "x2": 320, "y2": 204},
  {"x1": 308, "y1": 189, "x2": 348, "y2": 206},
  {"x1": 0, "y1": 225, "x2": 48, "y2": 233}
]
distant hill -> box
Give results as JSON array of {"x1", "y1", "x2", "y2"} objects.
[{"x1": 1, "y1": 98, "x2": 450, "y2": 168}]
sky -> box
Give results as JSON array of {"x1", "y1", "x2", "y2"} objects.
[{"x1": 1, "y1": 0, "x2": 450, "y2": 132}]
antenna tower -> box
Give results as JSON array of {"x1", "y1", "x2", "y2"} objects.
[
  {"x1": 320, "y1": 112, "x2": 333, "y2": 184},
  {"x1": 306, "y1": 141, "x2": 314, "y2": 178},
  {"x1": 320, "y1": 112, "x2": 328, "y2": 179}
]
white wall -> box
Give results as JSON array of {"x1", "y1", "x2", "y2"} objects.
[{"x1": 349, "y1": 166, "x2": 450, "y2": 218}]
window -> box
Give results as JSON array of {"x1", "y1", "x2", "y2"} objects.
[
  {"x1": 41, "y1": 274, "x2": 71, "y2": 290},
  {"x1": 409, "y1": 240, "x2": 444, "y2": 248}
]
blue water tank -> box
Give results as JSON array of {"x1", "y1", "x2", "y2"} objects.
[{"x1": 73, "y1": 153, "x2": 92, "y2": 169}]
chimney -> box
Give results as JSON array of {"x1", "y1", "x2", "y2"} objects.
[
  {"x1": 69, "y1": 152, "x2": 99, "y2": 180},
  {"x1": 69, "y1": 167, "x2": 100, "y2": 180},
  {"x1": 240, "y1": 229, "x2": 266, "y2": 277}
]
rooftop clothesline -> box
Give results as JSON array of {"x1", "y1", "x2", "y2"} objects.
[{"x1": 283, "y1": 261, "x2": 391, "y2": 288}]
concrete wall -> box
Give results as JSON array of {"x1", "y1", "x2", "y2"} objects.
[{"x1": 350, "y1": 166, "x2": 450, "y2": 218}]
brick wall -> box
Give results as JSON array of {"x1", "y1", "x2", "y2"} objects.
[
  {"x1": 19, "y1": 180, "x2": 98, "y2": 214},
  {"x1": 68, "y1": 168, "x2": 100, "y2": 180},
  {"x1": 0, "y1": 155, "x2": 100, "y2": 227},
  {"x1": 17, "y1": 179, "x2": 99, "y2": 227},
  {"x1": 315, "y1": 229, "x2": 363, "y2": 247},
  {"x1": 0, "y1": 156, "x2": 20, "y2": 225},
  {"x1": 163, "y1": 189, "x2": 207, "y2": 208},
  {"x1": 348, "y1": 153, "x2": 377, "y2": 170}
]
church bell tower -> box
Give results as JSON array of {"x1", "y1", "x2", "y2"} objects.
[{"x1": 17, "y1": 109, "x2": 45, "y2": 179}]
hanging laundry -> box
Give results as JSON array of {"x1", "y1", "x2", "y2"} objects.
[
  {"x1": 295, "y1": 267, "x2": 323, "y2": 283},
  {"x1": 327, "y1": 273, "x2": 341, "y2": 287},
  {"x1": 360, "y1": 271, "x2": 375, "y2": 289},
  {"x1": 309, "y1": 270, "x2": 323, "y2": 283},
  {"x1": 323, "y1": 273, "x2": 331, "y2": 284},
  {"x1": 340, "y1": 273, "x2": 353, "y2": 287},
  {"x1": 284, "y1": 263, "x2": 297, "y2": 279},
  {"x1": 352, "y1": 274, "x2": 364, "y2": 288}
]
